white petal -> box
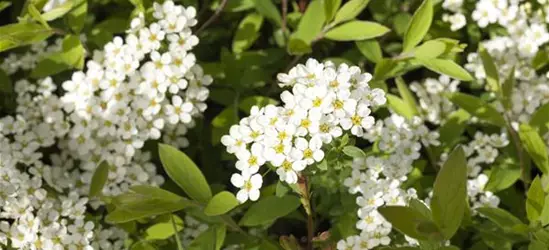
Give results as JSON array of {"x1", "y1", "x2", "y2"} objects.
[{"x1": 230, "y1": 174, "x2": 244, "y2": 188}]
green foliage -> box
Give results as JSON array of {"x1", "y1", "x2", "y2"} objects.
[
  {"x1": 324, "y1": 20, "x2": 389, "y2": 41},
  {"x1": 239, "y1": 195, "x2": 301, "y2": 226},
  {"x1": 448, "y1": 92, "x2": 506, "y2": 127},
  {"x1": 402, "y1": 0, "x2": 432, "y2": 52},
  {"x1": 431, "y1": 147, "x2": 468, "y2": 240},
  {"x1": 204, "y1": 191, "x2": 240, "y2": 216},
  {"x1": 519, "y1": 124, "x2": 549, "y2": 174},
  {"x1": 89, "y1": 161, "x2": 109, "y2": 198},
  {"x1": 158, "y1": 143, "x2": 213, "y2": 203}
]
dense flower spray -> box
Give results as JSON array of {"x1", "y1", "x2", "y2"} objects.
[
  {"x1": 222, "y1": 58, "x2": 387, "y2": 203},
  {"x1": 0, "y1": 1, "x2": 210, "y2": 248}
]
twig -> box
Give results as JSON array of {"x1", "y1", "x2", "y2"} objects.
[
  {"x1": 171, "y1": 214, "x2": 185, "y2": 250},
  {"x1": 281, "y1": 0, "x2": 288, "y2": 34},
  {"x1": 195, "y1": 0, "x2": 228, "y2": 35},
  {"x1": 298, "y1": 175, "x2": 314, "y2": 250}
]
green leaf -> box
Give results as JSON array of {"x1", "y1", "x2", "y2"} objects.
[
  {"x1": 67, "y1": 0, "x2": 87, "y2": 33},
  {"x1": 0, "y1": 1, "x2": 11, "y2": 13},
  {"x1": 275, "y1": 181, "x2": 290, "y2": 197},
  {"x1": 28, "y1": 4, "x2": 50, "y2": 29},
  {"x1": 479, "y1": 45, "x2": 500, "y2": 93},
  {"x1": 485, "y1": 162, "x2": 521, "y2": 192},
  {"x1": 356, "y1": 39, "x2": 382, "y2": 63},
  {"x1": 0, "y1": 68, "x2": 12, "y2": 93},
  {"x1": 204, "y1": 191, "x2": 240, "y2": 216},
  {"x1": 293, "y1": 0, "x2": 325, "y2": 43},
  {"x1": 438, "y1": 109, "x2": 470, "y2": 147},
  {"x1": 131, "y1": 241, "x2": 156, "y2": 250},
  {"x1": 342, "y1": 146, "x2": 366, "y2": 158},
  {"x1": 323, "y1": 0, "x2": 341, "y2": 23},
  {"x1": 402, "y1": 0, "x2": 433, "y2": 52},
  {"x1": 409, "y1": 198, "x2": 432, "y2": 219},
  {"x1": 476, "y1": 207, "x2": 524, "y2": 230},
  {"x1": 431, "y1": 146, "x2": 467, "y2": 239},
  {"x1": 128, "y1": 0, "x2": 144, "y2": 11},
  {"x1": 158, "y1": 144, "x2": 213, "y2": 203},
  {"x1": 501, "y1": 66, "x2": 515, "y2": 110},
  {"x1": 526, "y1": 176, "x2": 546, "y2": 222},
  {"x1": 89, "y1": 161, "x2": 109, "y2": 197},
  {"x1": 0, "y1": 22, "x2": 54, "y2": 53},
  {"x1": 532, "y1": 49, "x2": 549, "y2": 70},
  {"x1": 239, "y1": 96, "x2": 279, "y2": 114},
  {"x1": 392, "y1": 12, "x2": 411, "y2": 37},
  {"x1": 418, "y1": 58, "x2": 473, "y2": 81},
  {"x1": 519, "y1": 124, "x2": 549, "y2": 174},
  {"x1": 287, "y1": 37, "x2": 312, "y2": 55},
  {"x1": 239, "y1": 195, "x2": 301, "y2": 226},
  {"x1": 325, "y1": 21, "x2": 389, "y2": 41},
  {"x1": 232, "y1": 13, "x2": 264, "y2": 53},
  {"x1": 529, "y1": 240, "x2": 547, "y2": 250},
  {"x1": 414, "y1": 40, "x2": 446, "y2": 59},
  {"x1": 530, "y1": 102, "x2": 549, "y2": 135},
  {"x1": 395, "y1": 77, "x2": 419, "y2": 116},
  {"x1": 145, "y1": 215, "x2": 184, "y2": 240},
  {"x1": 447, "y1": 92, "x2": 506, "y2": 127},
  {"x1": 252, "y1": 0, "x2": 282, "y2": 27},
  {"x1": 31, "y1": 34, "x2": 85, "y2": 78},
  {"x1": 41, "y1": 0, "x2": 74, "y2": 21},
  {"x1": 387, "y1": 94, "x2": 416, "y2": 120},
  {"x1": 541, "y1": 195, "x2": 549, "y2": 226},
  {"x1": 106, "y1": 187, "x2": 192, "y2": 223},
  {"x1": 377, "y1": 206, "x2": 433, "y2": 240},
  {"x1": 188, "y1": 225, "x2": 226, "y2": 250},
  {"x1": 332, "y1": 0, "x2": 371, "y2": 25},
  {"x1": 212, "y1": 105, "x2": 239, "y2": 145},
  {"x1": 61, "y1": 34, "x2": 85, "y2": 69}
]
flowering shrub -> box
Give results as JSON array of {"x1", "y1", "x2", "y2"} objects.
[{"x1": 3, "y1": 0, "x2": 549, "y2": 249}]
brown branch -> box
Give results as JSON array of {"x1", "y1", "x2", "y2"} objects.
[
  {"x1": 281, "y1": 0, "x2": 288, "y2": 34},
  {"x1": 195, "y1": 0, "x2": 228, "y2": 35}
]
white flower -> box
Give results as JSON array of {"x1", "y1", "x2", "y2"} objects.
[{"x1": 230, "y1": 172, "x2": 263, "y2": 203}]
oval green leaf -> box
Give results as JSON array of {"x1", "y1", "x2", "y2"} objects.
[
  {"x1": 204, "y1": 191, "x2": 240, "y2": 216},
  {"x1": 158, "y1": 143, "x2": 212, "y2": 203},
  {"x1": 239, "y1": 195, "x2": 301, "y2": 226},
  {"x1": 325, "y1": 21, "x2": 390, "y2": 41}
]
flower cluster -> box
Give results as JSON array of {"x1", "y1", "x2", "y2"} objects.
[
  {"x1": 0, "y1": 78, "x2": 126, "y2": 249},
  {"x1": 60, "y1": 1, "x2": 211, "y2": 196},
  {"x1": 410, "y1": 75, "x2": 461, "y2": 125},
  {"x1": 222, "y1": 59, "x2": 387, "y2": 203},
  {"x1": 0, "y1": 1, "x2": 210, "y2": 248},
  {"x1": 338, "y1": 115, "x2": 440, "y2": 249}
]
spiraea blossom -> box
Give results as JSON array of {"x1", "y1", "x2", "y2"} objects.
[
  {"x1": 60, "y1": 1, "x2": 211, "y2": 196},
  {"x1": 222, "y1": 59, "x2": 387, "y2": 203},
  {"x1": 0, "y1": 1, "x2": 210, "y2": 248},
  {"x1": 339, "y1": 115, "x2": 440, "y2": 249}
]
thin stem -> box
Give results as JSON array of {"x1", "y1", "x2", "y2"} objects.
[
  {"x1": 171, "y1": 214, "x2": 185, "y2": 250},
  {"x1": 298, "y1": 175, "x2": 314, "y2": 250},
  {"x1": 196, "y1": 0, "x2": 228, "y2": 35},
  {"x1": 281, "y1": 0, "x2": 288, "y2": 34}
]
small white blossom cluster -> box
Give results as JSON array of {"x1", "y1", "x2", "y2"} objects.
[
  {"x1": 0, "y1": 78, "x2": 126, "y2": 249},
  {"x1": 222, "y1": 59, "x2": 387, "y2": 203},
  {"x1": 0, "y1": 39, "x2": 62, "y2": 75},
  {"x1": 337, "y1": 115, "x2": 440, "y2": 249},
  {"x1": 0, "y1": 1, "x2": 210, "y2": 248},
  {"x1": 410, "y1": 75, "x2": 460, "y2": 125},
  {"x1": 441, "y1": 0, "x2": 466, "y2": 31},
  {"x1": 180, "y1": 215, "x2": 209, "y2": 247},
  {"x1": 60, "y1": 1, "x2": 211, "y2": 196}
]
